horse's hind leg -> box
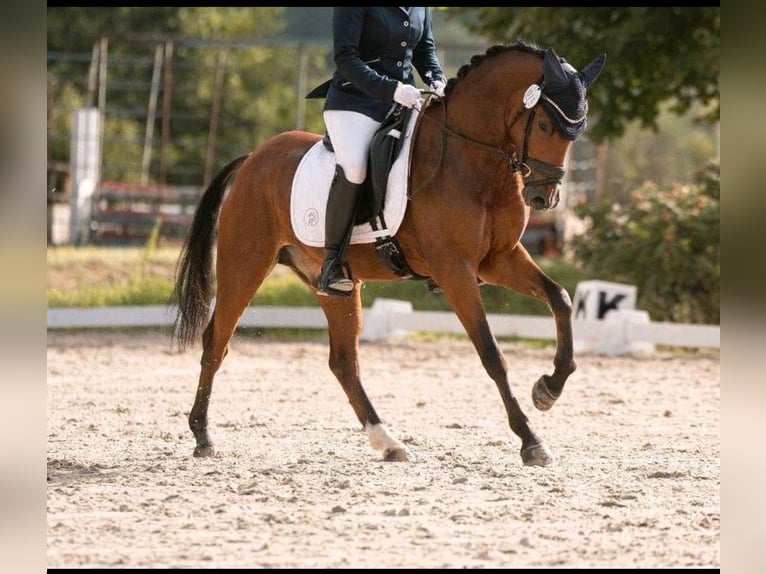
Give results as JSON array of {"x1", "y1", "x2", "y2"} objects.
[
  {"x1": 479, "y1": 245, "x2": 576, "y2": 411},
  {"x1": 317, "y1": 286, "x2": 411, "y2": 462},
  {"x1": 189, "y1": 248, "x2": 279, "y2": 458}
]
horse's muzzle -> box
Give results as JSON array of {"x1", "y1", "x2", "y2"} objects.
[
  {"x1": 520, "y1": 158, "x2": 565, "y2": 211},
  {"x1": 523, "y1": 183, "x2": 561, "y2": 211}
]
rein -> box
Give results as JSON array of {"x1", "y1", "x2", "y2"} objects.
[{"x1": 411, "y1": 89, "x2": 567, "y2": 197}]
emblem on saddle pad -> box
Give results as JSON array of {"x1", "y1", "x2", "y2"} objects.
[{"x1": 304, "y1": 208, "x2": 319, "y2": 227}]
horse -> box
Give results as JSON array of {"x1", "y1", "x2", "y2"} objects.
[{"x1": 172, "y1": 42, "x2": 606, "y2": 467}]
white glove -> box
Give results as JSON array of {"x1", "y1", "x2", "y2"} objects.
[
  {"x1": 431, "y1": 79, "x2": 446, "y2": 97},
  {"x1": 393, "y1": 82, "x2": 422, "y2": 108}
]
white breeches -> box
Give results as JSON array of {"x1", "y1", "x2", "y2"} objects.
[{"x1": 323, "y1": 110, "x2": 382, "y2": 184}]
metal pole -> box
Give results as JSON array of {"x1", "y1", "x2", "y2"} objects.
[
  {"x1": 160, "y1": 41, "x2": 173, "y2": 186},
  {"x1": 47, "y1": 75, "x2": 58, "y2": 164},
  {"x1": 295, "y1": 43, "x2": 308, "y2": 130},
  {"x1": 204, "y1": 49, "x2": 228, "y2": 186},
  {"x1": 141, "y1": 44, "x2": 164, "y2": 185},
  {"x1": 85, "y1": 41, "x2": 99, "y2": 108},
  {"x1": 97, "y1": 36, "x2": 108, "y2": 187}
]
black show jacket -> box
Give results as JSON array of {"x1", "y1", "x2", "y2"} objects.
[{"x1": 319, "y1": 7, "x2": 445, "y2": 122}]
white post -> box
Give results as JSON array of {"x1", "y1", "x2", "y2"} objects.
[
  {"x1": 572, "y1": 280, "x2": 639, "y2": 354},
  {"x1": 360, "y1": 298, "x2": 414, "y2": 342},
  {"x1": 598, "y1": 309, "x2": 656, "y2": 356},
  {"x1": 69, "y1": 108, "x2": 101, "y2": 245}
]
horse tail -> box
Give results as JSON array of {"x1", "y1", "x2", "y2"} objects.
[{"x1": 171, "y1": 154, "x2": 249, "y2": 349}]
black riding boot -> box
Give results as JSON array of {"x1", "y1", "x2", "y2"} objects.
[{"x1": 317, "y1": 165, "x2": 362, "y2": 297}]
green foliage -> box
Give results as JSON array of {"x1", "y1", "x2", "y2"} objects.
[
  {"x1": 48, "y1": 276, "x2": 174, "y2": 308},
  {"x1": 570, "y1": 160, "x2": 720, "y2": 324},
  {"x1": 601, "y1": 102, "x2": 718, "y2": 204},
  {"x1": 176, "y1": 7, "x2": 282, "y2": 40},
  {"x1": 443, "y1": 7, "x2": 719, "y2": 142},
  {"x1": 47, "y1": 7, "x2": 333, "y2": 186},
  {"x1": 101, "y1": 116, "x2": 144, "y2": 182},
  {"x1": 47, "y1": 7, "x2": 184, "y2": 53},
  {"x1": 47, "y1": 83, "x2": 85, "y2": 164}
]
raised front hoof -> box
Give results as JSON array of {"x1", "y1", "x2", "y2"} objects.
[
  {"x1": 532, "y1": 375, "x2": 561, "y2": 411},
  {"x1": 521, "y1": 443, "x2": 554, "y2": 467},
  {"x1": 383, "y1": 447, "x2": 411, "y2": 462},
  {"x1": 193, "y1": 444, "x2": 216, "y2": 458}
]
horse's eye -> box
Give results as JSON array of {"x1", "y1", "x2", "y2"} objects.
[{"x1": 538, "y1": 120, "x2": 549, "y2": 132}]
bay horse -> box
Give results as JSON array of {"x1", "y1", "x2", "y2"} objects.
[{"x1": 172, "y1": 43, "x2": 606, "y2": 466}]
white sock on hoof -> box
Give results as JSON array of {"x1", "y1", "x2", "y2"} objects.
[{"x1": 365, "y1": 422, "x2": 405, "y2": 453}]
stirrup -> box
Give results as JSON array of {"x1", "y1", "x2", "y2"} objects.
[
  {"x1": 425, "y1": 278, "x2": 444, "y2": 294},
  {"x1": 317, "y1": 259, "x2": 354, "y2": 298}
]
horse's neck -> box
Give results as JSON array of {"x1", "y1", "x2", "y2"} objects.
[
  {"x1": 445, "y1": 91, "x2": 509, "y2": 148},
  {"x1": 445, "y1": 52, "x2": 540, "y2": 148},
  {"x1": 412, "y1": 100, "x2": 521, "y2": 203}
]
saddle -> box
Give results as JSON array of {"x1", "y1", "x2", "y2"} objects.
[{"x1": 323, "y1": 105, "x2": 427, "y2": 280}]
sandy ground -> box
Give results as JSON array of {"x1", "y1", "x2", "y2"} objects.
[{"x1": 47, "y1": 330, "x2": 719, "y2": 569}]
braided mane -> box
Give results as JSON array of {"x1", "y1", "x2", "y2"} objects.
[{"x1": 443, "y1": 41, "x2": 543, "y2": 97}]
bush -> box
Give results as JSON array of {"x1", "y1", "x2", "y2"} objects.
[{"x1": 570, "y1": 160, "x2": 719, "y2": 324}]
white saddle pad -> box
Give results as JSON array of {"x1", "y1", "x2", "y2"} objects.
[{"x1": 290, "y1": 108, "x2": 419, "y2": 247}]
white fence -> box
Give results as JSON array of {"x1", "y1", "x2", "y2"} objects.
[{"x1": 47, "y1": 298, "x2": 719, "y2": 356}]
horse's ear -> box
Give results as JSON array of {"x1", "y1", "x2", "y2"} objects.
[
  {"x1": 543, "y1": 48, "x2": 569, "y2": 91},
  {"x1": 579, "y1": 53, "x2": 607, "y2": 88}
]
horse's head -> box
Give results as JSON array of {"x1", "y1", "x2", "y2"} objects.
[{"x1": 515, "y1": 48, "x2": 606, "y2": 211}]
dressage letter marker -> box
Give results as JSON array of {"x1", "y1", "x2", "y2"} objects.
[
  {"x1": 573, "y1": 280, "x2": 637, "y2": 321},
  {"x1": 572, "y1": 280, "x2": 649, "y2": 355}
]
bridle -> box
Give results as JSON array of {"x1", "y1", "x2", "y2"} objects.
[{"x1": 414, "y1": 82, "x2": 570, "y2": 196}]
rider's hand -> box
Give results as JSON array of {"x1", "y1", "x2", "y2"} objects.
[
  {"x1": 393, "y1": 82, "x2": 422, "y2": 108},
  {"x1": 431, "y1": 79, "x2": 446, "y2": 97}
]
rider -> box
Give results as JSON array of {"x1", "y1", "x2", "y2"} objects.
[{"x1": 314, "y1": 7, "x2": 446, "y2": 297}]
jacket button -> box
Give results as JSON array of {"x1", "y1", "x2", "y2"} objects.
[
  {"x1": 403, "y1": 21, "x2": 409, "y2": 27},
  {"x1": 396, "y1": 61, "x2": 402, "y2": 67},
  {"x1": 400, "y1": 41, "x2": 407, "y2": 47}
]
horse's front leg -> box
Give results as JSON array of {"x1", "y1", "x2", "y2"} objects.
[
  {"x1": 434, "y1": 262, "x2": 553, "y2": 466},
  {"x1": 479, "y1": 244, "x2": 576, "y2": 411}
]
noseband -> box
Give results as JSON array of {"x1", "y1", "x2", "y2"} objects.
[{"x1": 511, "y1": 105, "x2": 567, "y2": 190}]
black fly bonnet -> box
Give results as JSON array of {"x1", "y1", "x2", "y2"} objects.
[
  {"x1": 506, "y1": 48, "x2": 606, "y2": 209},
  {"x1": 536, "y1": 48, "x2": 606, "y2": 141}
]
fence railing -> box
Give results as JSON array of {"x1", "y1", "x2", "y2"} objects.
[{"x1": 47, "y1": 298, "x2": 719, "y2": 357}]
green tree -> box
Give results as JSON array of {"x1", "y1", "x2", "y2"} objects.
[
  {"x1": 47, "y1": 8, "x2": 334, "y2": 186},
  {"x1": 442, "y1": 7, "x2": 719, "y2": 142},
  {"x1": 151, "y1": 8, "x2": 291, "y2": 184},
  {"x1": 47, "y1": 7, "x2": 185, "y2": 53},
  {"x1": 602, "y1": 102, "x2": 718, "y2": 202}
]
